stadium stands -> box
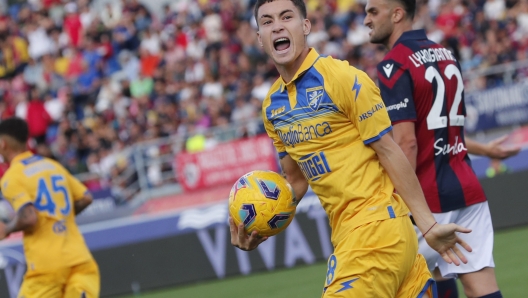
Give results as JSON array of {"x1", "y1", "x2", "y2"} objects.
[{"x1": 0, "y1": 0, "x2": 526, "y2": 206}]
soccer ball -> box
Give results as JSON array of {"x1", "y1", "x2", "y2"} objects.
[{"x1": 228, "y1": 170, "x2": 297, "y2": 237}]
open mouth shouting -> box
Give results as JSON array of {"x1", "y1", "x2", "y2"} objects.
[{"x1": 274, "y1": 37, "x2": 291, "y2": 53}]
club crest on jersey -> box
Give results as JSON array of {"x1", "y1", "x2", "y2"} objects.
[{"x1": 307, "y1": 86, "x2": 324, "y2": 111}]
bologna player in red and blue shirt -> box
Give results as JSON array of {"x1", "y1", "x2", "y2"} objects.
[
  {"x1": 376, "y1": 29, "x2": 486, "y2": 213},
  {"x1": 367, "y1": 0, "x2": 518, "y2": 296}
]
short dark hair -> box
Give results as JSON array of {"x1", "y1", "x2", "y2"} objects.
[
  {"x1": 0, "y1": 117, "x2": 29, "y2": 144},
  {"x1": 394, "y1": 0, "x2": 416, "y2": 20},
  {"x1": 254, "y1": 0, "x2": 308, "y2": 23}
]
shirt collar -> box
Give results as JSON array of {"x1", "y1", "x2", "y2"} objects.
[
  {"x1": 279, "y1": 48, "x2": 320, "y2": 92},
  {"x1": 393, "y1": 29, "x2": 428, "y2": 48},
  {"x1": 11, "y1": 151, "x2": 34, "y2": 164}
]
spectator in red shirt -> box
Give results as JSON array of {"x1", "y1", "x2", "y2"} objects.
[
  {"x1": 26, "y1": 86, "x2": 52, "y2": 144},
  {"x1": 63, "y1": 2, "x2": 83, "y2": 47}
]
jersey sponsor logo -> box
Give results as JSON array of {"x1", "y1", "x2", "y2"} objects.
[
  {"x1": 307, "y1": 86, "x2": 324, "y2": 111},
  {"x1": 271, "y1": 106, "x2": 286, "y2": 118},
  {"x1": 434, "y1": 136, "x2": 468, "y2": 156},
  {"x1": 382, "y1": 63, "x2": 394, "y2": 78},
  {"x1": 358, "y1": 103, "x2": 385, "y2": 122},
  {"x1": 277, "y1": 122, "x2": 332, "y2": 147},
  {"x1": 298, "y1": 152, "x2": 331, "y2": 182},
  {"x1": 386, "y1": 98, "x2": 409, "y2": 111},
  {"x1": 408, "y1": 48, "x2": 456, "y2": 67}
]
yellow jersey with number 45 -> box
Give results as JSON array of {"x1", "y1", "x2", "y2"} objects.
[
  {"x1": 262, "y1": 49, "x2": 410, "y2": 247},
  {"x1": 0, "y1": 151, "x2": 93, "y2": 273}
]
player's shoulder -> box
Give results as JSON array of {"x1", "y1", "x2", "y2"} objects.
[
  {"x1": 315, "y1": 55, "x2": 371, "y2": 87},
  {"x1": 316, "y1": 55, "x2": 356, "y2": 77}
]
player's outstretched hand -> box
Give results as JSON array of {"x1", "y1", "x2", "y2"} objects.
[
  {"x1": 485, "y1": 135, "x2": 521, "y2": 160},
  {"x1": 229, "y1": 217, "x2": 268, "y2": 251},
  {"x1": 424, "y1": 223, "x2": 472, "y2": 266}
]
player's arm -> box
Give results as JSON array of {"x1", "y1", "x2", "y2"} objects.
[
  {"x1": 465, "y1": 136, "x2": 520, "y2": 160},
  {"x1": 376, "y1": 64, "x2": 418, "y2": 169},
  {"x1": 74, "y1": 192, "x2": 93, "y2": 215},
  {"x1": 369, "y1": 134, "x2": 472, "y2": 265},
  {"x1": 64, "y1": 169, "x2": 93, "y2": 216},
  {"x1": 280, "y1": 155, "x2": 308, "y2": 204},
  {"x1": 0, "y1": 204, "x2": 38, "y2": 239},
  {"x1": 392, "y1": 122, "x2": 418, "y2": 170}
]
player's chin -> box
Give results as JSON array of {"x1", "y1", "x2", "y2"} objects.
[
  {"x1": 369, "y1": 35, "x2": 381, "y2": 44},
  {"x1": 273, "y1": 55, "x2": 294, "y2": 66}
]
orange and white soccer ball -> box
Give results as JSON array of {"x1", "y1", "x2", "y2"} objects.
[{"x1": 228, "y1": 170, "x2": 297, "y2": 237}]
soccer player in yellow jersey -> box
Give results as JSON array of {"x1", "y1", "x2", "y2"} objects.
[
  {"x1": 0, "y1": 118, "x2": 99, "y2": 298},
  {"x1": 229, "y1": 1, "x2": 474, "y2": 297}
]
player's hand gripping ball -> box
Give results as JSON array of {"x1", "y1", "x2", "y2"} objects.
[{"x1": 229, "y1": 171, "x2": 297, "y2": 237}]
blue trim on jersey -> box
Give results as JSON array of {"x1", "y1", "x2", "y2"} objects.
[
  {"x1": 273, "y1": 108, "x2": 337, "y2": 128},
  {"x1": 417, "y1": 278, "x2": 437, "y2": 298},
  {"x1": 387, "y1": 206, "x2": 396, "y2": 218},
  {"x1": 20, "y1": 155, "x2": 43, "y2": 165},
  {"x1": 363, "y1": 126, "x2": 393, "y2": 145},
  {"x1": 267, "y1": 88, "x2": 291, "y2": 120},
  {"x1": 278, "y1": 151, "x2": 288, "y2": 159}
]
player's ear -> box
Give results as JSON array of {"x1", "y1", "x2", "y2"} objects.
[
  {"x1": 393, "y1": 7, "x2": 404, "y2": 23},
  {"x1": 303, "y1": 18, "x2": 311, "y2": 36},
  {"x1": 257, "y1": 31, "x2": 263, "y2": 47}
]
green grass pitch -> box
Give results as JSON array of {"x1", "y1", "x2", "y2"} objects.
[{"x1": 119, "y1": 226, "x2": 528, "y2": 298}]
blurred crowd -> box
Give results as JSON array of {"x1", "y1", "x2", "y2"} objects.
[{"x1": 0, "y1": 0, "x2": 526, "y2": 198}]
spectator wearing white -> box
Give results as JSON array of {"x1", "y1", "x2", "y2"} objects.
[
  {"x1": 515, "y1": 0, "x2": 528, "y2": 35},
  {"x1": 202, "y1": 7, "x2": 223, "y2": 44},
  {"x1": 43, "y1": 92, "x2": 65, "y2": 122},
  {"x1": 250, "y1": 74, "x2": 271, "y2": 102},
  {"x1": 95, "y1": 77, "x2": 121, "y2": 113},
  {"x1": 185, "y1": 35, "x2": 207, "y2": 60},
  {"x1": 140, "y1": 28, "x2": 162, "y2": 55},
  {"x1": 230, "y1": 97, "x2": 258, "y2": 137},
  {"x1": 307, "y1": 18, "x2": 329, "y2": 51},
  {"x1": 100, "y1": 2, "x2": 123, "y2": 29},
  {"x1": 201, "y1": 73, "x2": 223, "y2": 99},
  {"x1": 25, "y1": 22, "x2": 54, "y2": 60},
  {"x1": 346, "y1": 20, "x2": 370, "y2": 46},
  {"x1": 79, "y1": 3, "x2": 95, "y2": 29},
  {"x1": 484, "y1": 0, "x2": 506, "y2": 20}
]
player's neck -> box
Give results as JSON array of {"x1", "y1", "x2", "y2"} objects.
[
  {"x1": 276, "y1": 47, "x2": 311, "y2": 84},
  {"x1": 387, "y1": 23, "x2": 414, "y2": 50},
  {"x1": 5, "y1": 149, "x2": 26, "y2": 163}
]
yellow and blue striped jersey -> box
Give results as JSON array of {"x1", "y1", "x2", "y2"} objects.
[
  {"x1": 262, "y1": 49, "x2": 410, "y2": 247},
  {"x1": 1, "y1": 151, "x2": 93, "y2": 273}
]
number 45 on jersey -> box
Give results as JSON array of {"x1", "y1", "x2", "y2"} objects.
[{"x1": 34, "y1": 175, "x2": 71, "y2": 217}]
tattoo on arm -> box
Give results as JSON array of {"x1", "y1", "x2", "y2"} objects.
[{"x1": 6, "y1": 204, "x2": 36, "y2": 235}]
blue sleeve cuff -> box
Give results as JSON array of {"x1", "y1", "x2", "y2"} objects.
[
  {"x1": 363, "y1": 126, "x2": 393, "y2": 145},
  {"x1": 278, "y1": 151, "x2": 288, "y2": 159}
]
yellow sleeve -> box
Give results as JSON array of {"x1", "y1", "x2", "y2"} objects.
[
  {"x1": 64, "y1": 171, "x2": 89, "y2": 201},
  {"x1": 1, "y1": 176, "x2": 34, "y2": 212},
  {"x1": 262, "y1": 105, "x2": 288, "y2": 159},
  {"x1": 335, "y1": 67, "x2": 392, "y2": 144}
]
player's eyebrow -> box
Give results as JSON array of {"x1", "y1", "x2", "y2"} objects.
[
  {"x1": 260, "y1": 9, "x2": 294, "y2": 19},
  {"x1": 366, "y1": 7, "x2": 377, "y2": 13}
]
